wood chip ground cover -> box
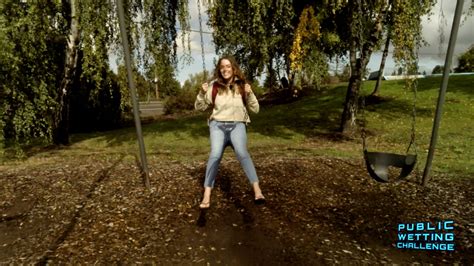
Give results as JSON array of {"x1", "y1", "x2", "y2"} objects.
[{"x1": 0, "y1": 154, "x2": 472, "y2": 264}]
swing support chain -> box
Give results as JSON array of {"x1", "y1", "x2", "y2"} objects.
[
  {"x1": 408, "y1": 76, "x2": 420, "y2": 180},
  {"x1": 197, "y1": 0, "x2": 207, "y2": 80},
  {"x1": 358, "y1": 79, "x2": 418, "y2": 183}
]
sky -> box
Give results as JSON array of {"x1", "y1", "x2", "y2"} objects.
[
  {"x1": 112, "y1": 1, "x2": 474, "y2": 84},
  {"x1": 364, "y1": 0, "x2": 474, "y2": 76}
]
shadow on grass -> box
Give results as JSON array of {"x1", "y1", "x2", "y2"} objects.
[
  {"x1": 416, "y1": 75, "x2": 474, "y2": 97},
  {"x1": 69, "y1": 86, "x2": 352, "y2": 149},
  {"x1": 69, "y1": 112, "x2": 210, "y2": 148},
  {"x1": 11, "y1": 76, "x2": 472, "y2": 160},
  {"x1": 251, "y1": 88, "x2": 345, "y2": 138},
  {"x1": 364, "y1": 97, "x2": 433, "y2": 121},
  {"x1": 10, "y1": 85, "x2": 420, "y2": 160}
]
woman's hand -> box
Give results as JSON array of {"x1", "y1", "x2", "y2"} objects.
[
  {"x1": 244, "y1": 83, "x2": 252, "y2": 95},
  {"x1": 201, "y1": 83, "x2": 209, "y2": 94}
]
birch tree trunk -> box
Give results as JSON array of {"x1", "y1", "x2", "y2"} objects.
[
  {"x1": 371, "y1": 33, "x2": 391, "y2": 96},
  {"x1": 339, "y1": 5, "x2": 384, "y2": 133},
  {"x1": 340, "y1": 47, "x2": 365, "y2": 133},
  {"x1": 53, "y1": 0, "x2": 80, "y2": 145}
]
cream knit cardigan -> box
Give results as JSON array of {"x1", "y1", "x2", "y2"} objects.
[{"x1": 194, "y1": 82, "x2": 259, "y2": 123}]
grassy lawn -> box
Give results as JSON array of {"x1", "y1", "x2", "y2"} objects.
[
  {"x1": 2, "y1": 75, "x2": 473, "y2": 177},
  {"x1": 359, "y1": 75, "x2": 474, "y2": 176}
]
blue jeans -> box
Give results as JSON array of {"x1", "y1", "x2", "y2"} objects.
[{"x1": 204, "y1": 120, "x2": 259, "y2": 188}]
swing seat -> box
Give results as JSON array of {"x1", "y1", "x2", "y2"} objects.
[{"x1": 364, "y1": 151, "x2": 417, "y2": 182}]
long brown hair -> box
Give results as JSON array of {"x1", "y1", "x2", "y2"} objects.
[{"x1": 212, "y1": 55, "x2": 247, "y2": 96}]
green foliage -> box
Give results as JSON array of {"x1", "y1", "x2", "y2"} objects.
[
  {"x1": 181, "y1": 71, "x2": 208, "y2": 92},
  {"x1": 338, "y1": 64, "x2": 351, "y2": 82},
  {"x1": 135, "y1": 74, "x2": 153, "y2": 101},
  {"x1": 208, "y1": 0, "x2": 353, "y2": 94},
  {"x1": 79, "y1": 0, "x2": 115, "y2": 88},
  {"x1": 208, "y1": 0, "x2": 295, "y2": 80},
  {"x1": 0, "y1": 0, "x2": 66, "y2": 145},
  {"x1": 164, "y1": 72, "x2": 205, "y2": 114},
  {"x1": 69, "y1": 52, "x2": 123, "y2": 133},
  {"x1": 153, "y1": 63, "x2": 181, "y2": 98},
  {"x1": 326, "y1": 0, "x2": 436, "y2": 132},
  {"x1": 432, "y1": 65, "x2": 444, "y2": 74},
  {"x1": 116, "y1": 65, "x2": 152, "y2": 106},
  {"x1": 208, "y1": 0, "x2": 438, "y2": 130},
  {"x1": 455, "y1": 44, "x2": 474, "y2": 72},
  {"x1": 289, "y1": 5, "x2": 321, "y2": 72},
  {"x1": 139, "y1": 0, "x2": 189, "y2": 93},
  {"x1": 391, "y1": 0, "x2": 435, "y2": 70},
  {"x1": 1, "y1": 0, "x2": 190, "y2": 149},
  {"x1": 263, "y1": 73, "x2": 279, "y2": 92},
  {"x1": 297, "y1": 49, "x2": 328, "y2": 89},
  {"x1": 163, "y1": 88, "x2": 198, "y2": 115},
  {"x1": 250, "y1": 80, "x2": 265, "y2": 98}
]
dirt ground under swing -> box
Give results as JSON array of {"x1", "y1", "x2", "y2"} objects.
[{"x1": 0, "y1": 153, "x2": 472, "y2": 264}]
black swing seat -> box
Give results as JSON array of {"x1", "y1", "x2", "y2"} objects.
[{"x1": 364, "y1": 151, "x2": 417, "y2": 182}]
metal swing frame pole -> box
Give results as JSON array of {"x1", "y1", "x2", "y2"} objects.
[
  {"x1": 117, "y1": 0, "x2": 150, "y2": 189},
  {"x1": 422, "y1": 0, "x2": 464, "y2": 186}
]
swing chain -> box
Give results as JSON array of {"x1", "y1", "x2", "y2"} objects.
[
  {"x1": 408, "y1": 78, "x2": 418, "y2": 156},
  {"x1": 358, "y1": 78, "x2": 419, "y2": 157},
  {"x1": 409, "y1": 76, "x2": 420, "y2": 180},
  {"x1": 197, "y1": 0, "x2": 207, "y2": 80},
  {"x1": 358, "y1": 94, "x2": 368, "y2": 153}
]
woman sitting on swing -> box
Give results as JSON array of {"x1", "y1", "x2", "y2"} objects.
[{"x1": 194, "y1": 55, "x2": 265, "y2": 209}]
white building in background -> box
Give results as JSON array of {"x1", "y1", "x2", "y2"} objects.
[{"x1": 367, "y1": 70, "x2": 474, "y2": 81}]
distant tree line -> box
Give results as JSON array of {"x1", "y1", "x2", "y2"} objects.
[{"x1": 431, "y1": 45, "x2": 474, "y2": 74}]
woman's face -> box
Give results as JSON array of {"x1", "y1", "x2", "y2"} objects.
[{"x1": 219, "y1": 59, "x2": 234, "y2": 82}]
